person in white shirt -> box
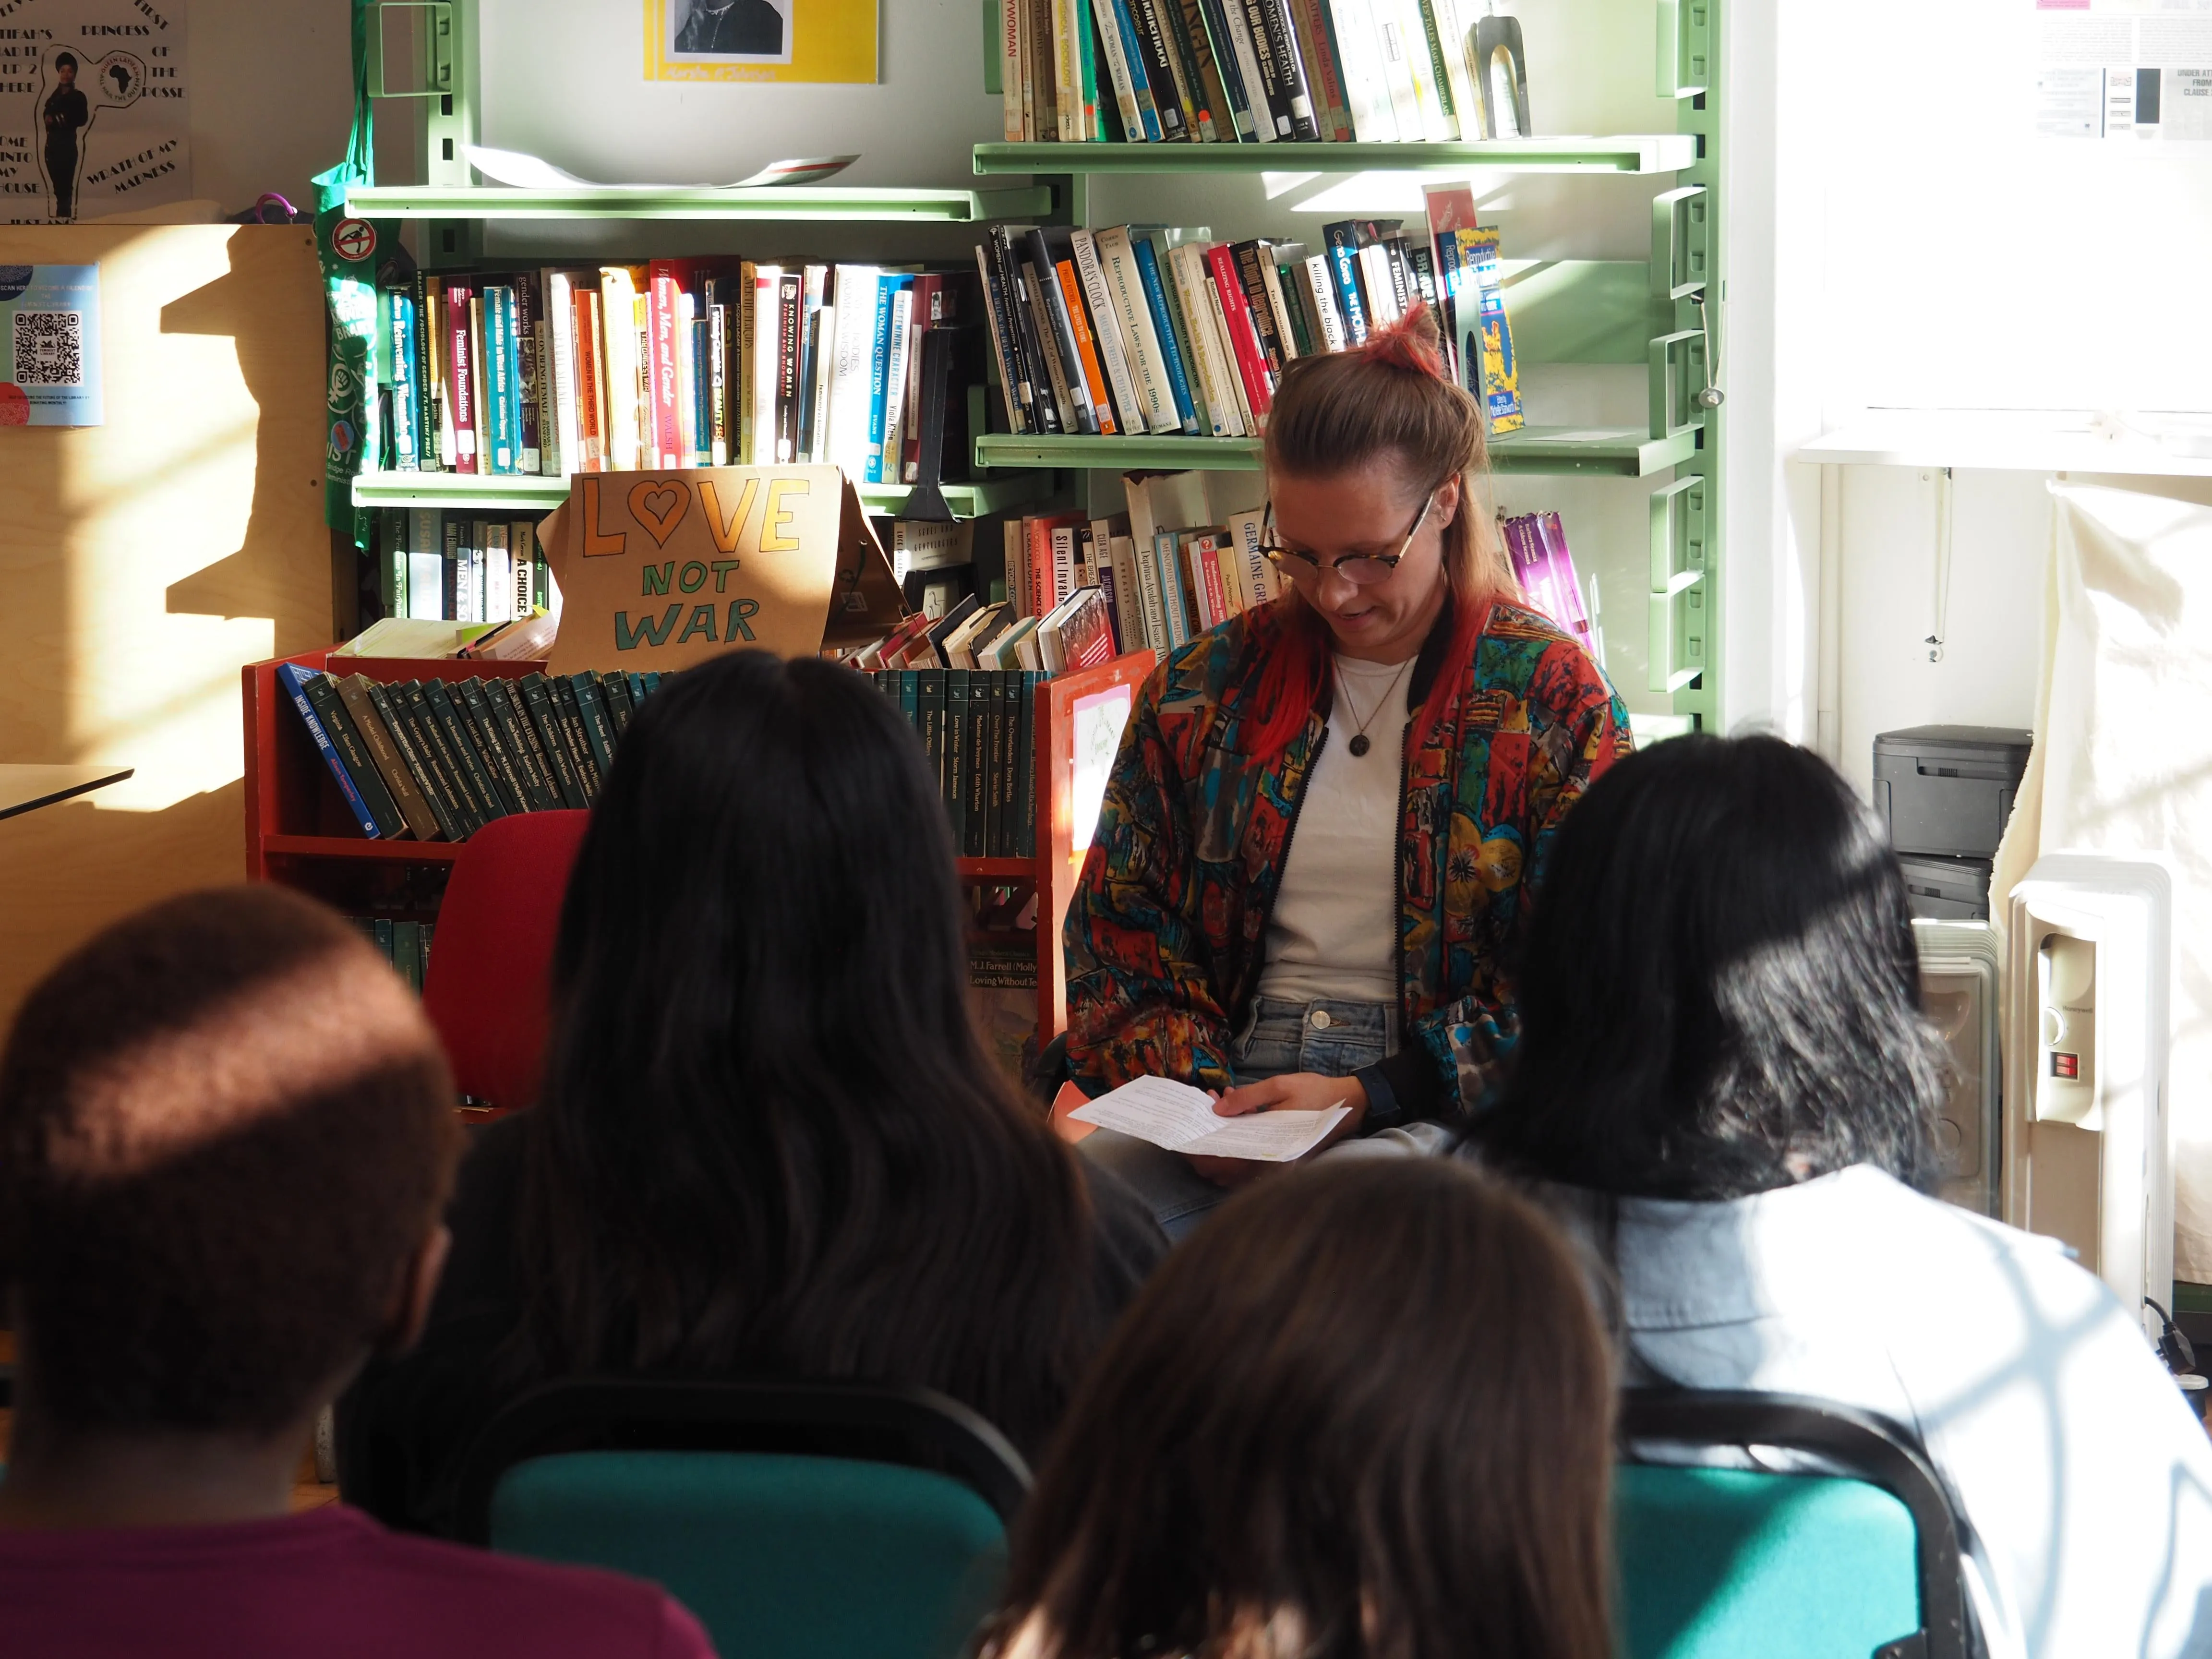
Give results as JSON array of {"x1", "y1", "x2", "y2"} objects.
[{"x1": 1469, "y1": 732, "x2": 2212, "y2": 1659}]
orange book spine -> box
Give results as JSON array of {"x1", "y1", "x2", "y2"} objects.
[
  {"x1": 574, "y1": 290, "x2": 606, "y2": 472},
  {"x1": 1053, "y1": 259, "x2": 1118, "y2": 436}
]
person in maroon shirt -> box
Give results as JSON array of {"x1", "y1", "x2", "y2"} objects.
[{"x1": 0, "y1": 885, "x2": 715, "y2": 1659}]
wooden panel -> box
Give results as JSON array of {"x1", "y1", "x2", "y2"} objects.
[{"x1": 0, "y1": 226, "x2": 331, "y2": 1028}]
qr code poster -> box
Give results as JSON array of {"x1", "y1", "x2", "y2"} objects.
[
  {"x1": 0, "y1": 0, "x2": 188, "y2": 223},
  {"x1": 0, "y1": 265, "x2": 100, "y2": 424}
]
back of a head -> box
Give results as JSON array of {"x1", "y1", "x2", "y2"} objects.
[
  {"x1": 529, "y1": 650, "x2": 1090, "y2": 1447},
  {"x1": 1479, "y1": 733, "x2": 1947, "y2": 1199},
  {"x1": 0, "y1": 886, "x2": 460, "y2": 1436},
  {"x1": 993, "y1": 1161, "x2": 1614, "y2": 1659}
]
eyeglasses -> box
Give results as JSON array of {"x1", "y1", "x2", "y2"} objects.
[{"x1": 1256, "y1": 493, "x2": 1436, "y2": 587}]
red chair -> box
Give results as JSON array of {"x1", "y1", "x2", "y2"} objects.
[{"x1": 421, "y1": 810, "x2": 590, "y2": 1111}]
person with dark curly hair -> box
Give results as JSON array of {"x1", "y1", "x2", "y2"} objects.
[{"x1": 0, "y1": 886, "x2": 714, "y2": 1659}]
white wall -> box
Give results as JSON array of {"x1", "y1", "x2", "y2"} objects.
[{"x1": 1733, "y1": 0, "x2": 2212, "y2": 775}]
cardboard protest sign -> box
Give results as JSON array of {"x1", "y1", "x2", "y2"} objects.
[{"x1": 539, "y1": 466, "x2": 905, "y2": 674}]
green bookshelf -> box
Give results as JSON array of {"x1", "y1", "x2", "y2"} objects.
[
  {"x1": 345, "y1": 183, "x2": 1056, "y2": 224},
  {"x1": 351, "y1": 470, "x2": 1053, "y2": 520},
  {"x1": 975, "y1": 427, "x2": 1697, "y2": 480},
  {"x1": 973, "y1": 136, "x2": 1698, "y2": 177}
]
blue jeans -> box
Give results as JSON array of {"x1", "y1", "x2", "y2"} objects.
[{"x1": 1077, "y1": 996, "x2": 1446, "y2": 1241}]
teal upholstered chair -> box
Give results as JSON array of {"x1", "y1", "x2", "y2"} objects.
[
  {"x1": 455, "y1": 1378, "x2": 1029, "y2": 1659},
  {"x1": 1616, "y1": 1391, "x2": 1971, "y2": 1659}
]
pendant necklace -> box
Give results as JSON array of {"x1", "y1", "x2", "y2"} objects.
[{"x1": 1335, "y1": 658, "x2": 1416, "y2": 758}]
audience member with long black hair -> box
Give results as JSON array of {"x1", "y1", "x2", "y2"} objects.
[
  {"x1": 1472, "y1": 733, "x2": 2212, "y2": 1659},
  {"x1": 339, "y1": 651, "x2": 1167, "y2": 1535}
]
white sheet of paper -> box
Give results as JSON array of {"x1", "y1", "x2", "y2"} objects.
[{"x1": 1069, "y1": 1075, "x2": 1350, "y2": 1162}]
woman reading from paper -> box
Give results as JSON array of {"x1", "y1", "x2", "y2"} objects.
[{"x1": 1064, "y1": 305, "x2": 1630, "y2": 1237}]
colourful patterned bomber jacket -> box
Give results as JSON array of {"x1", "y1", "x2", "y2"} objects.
[{"x1": 1064, "y1": 595, "x2": 1632, "y2": 1126}]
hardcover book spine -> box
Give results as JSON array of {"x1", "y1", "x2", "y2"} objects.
[
  {"x1": 403, "y1": 680, "x2": 486, "y2": 834},
  {"x1": 1205, "y1": 242, "x2": 1275, "y2": 421},
  {"x1": 546, "y1": 270, "x2": 577, "y2": 477},
  {"x1": 775, "y1": 273, "x2": 803, "y2": 463},
  {"x1": 424, "y1": 680, "x2": 507, "y2": 822},
  {"x1": 570, "y1": 672, "x2": 619, "y2": 785},
  {"x1": 1194, "y1": 534, "x2": 1232, "y2": 627},
  {"x1": 278, "y1": 664, "x2": 382, "y2": 838},
  {"x1": 1153, "y1": 532, "x2": 1191, "y2": 647},
  {"x1": 367, "y1": 679, "x2": 462, "y2": 842},
  {"x1": 335, "y1": 675, "x2": 437, "y2": 841},
  {"x1": 520, "y1": 674, "x2": 588, "y2": 810},
  {"x1": 447, "y1": 286, "x2": 478, "y2": 473},
  {"x1": 1232, "y1": 240, "x2": 1289, "y2": 382},
  {"x1": 487, "y1": 679, "x2": 559, "y2": 812},
  {"x1": 646, "y1": 264, "x2": 682, "y2": 469},
  {"x1": 878, "y1": 285, "x2": 915, "y2": 480},
  {"x1": 1016, "y1": 671, "x2": 1040, "y2": 858},
  {"x1": 548, "y1": 674, "x2": 602, "y2": 801},
  {"x1": 303, "y1": 671, "x2": 407, "y2": 838},
  {"x1": 944, "y1": 670, "x2": 971, "y2": 851},
  {"x1": 964, "y1": 670, "x2": 991, "y2": 857},
  {"x1": 574, "y1": 289, "x2": 606, "y2": 471},
  {"x1": 457, "y1": 677, "x2": 532, "y2": 817},
  {"x1": 864, "y1": 276, "x2": 901, "y2": 482},
  {"x1": 388, "y1": 292, "x2": 419, "y2": 471},
  {"x1": 484, "y1": 289, "x2": 516, "y2": 476},
  {"x1": 707, "y1": 297, "x2": 730, "y2": 463},
  {"x1": 599, "y1": 669, "x2": 636, "y2": 734},
  {"x1": 1302, "y1": 253, "x2": 1348, "y2": 351},
  {"x1": 916, "y1": 667, "x2": 948, "y2": 818},
  {"x1": 417, "y1": 275, "x2": 446, "y2": 469},
  {"x1": 514, "y1": 275, "x2": 543, "y2": 473},
  {"x1": 1132, "y1": 525, "x2": 1171, "y2": 649}
]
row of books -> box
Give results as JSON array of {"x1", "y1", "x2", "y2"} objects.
[
  {"x1": 276, "y1": 664, "x2": 667, "y2": 844},
  {"x1": 346, "y1": 916, "x2": 435, "y2": 995},
  {"x1": 1000, "y1": 486, "x2": 1282, "y2": 659},
  {"x1": 974, "y1": 205, "x2": 1519, "y2": 442},
  {"x1": 369, "y1": 509, "x2": 550, "y2": 625},
  {"x1": 373, "y1": 264, "x2": 980, "y2": 485},
  {"x1": 843, "y1": 582, "x2": 1117, "y2": 677},
  {"x1": 1502, "y1": 509, "x2": 1603, "y2": 667},
  {"x1": 861, "y1": 668, "x2": 1046, "y2": 859},
  {"x1": 998, "y1": 0, "x2": 1518, "y2": 144}
]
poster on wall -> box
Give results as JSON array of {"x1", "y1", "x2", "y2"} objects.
[
  {"x1": 0, "y1": 0, "x2": 188, "y2": 223},
  {"x1": 2035, "y1": 0, "x2": 2212, "y2": 143},
  {"x1": 643, "y1": 0, "x2": 876, "y2": 85}
]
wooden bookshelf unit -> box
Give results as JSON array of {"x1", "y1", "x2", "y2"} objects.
[{"x1": 243, "y1": 647, "x2": 1156, "y2": 1043}]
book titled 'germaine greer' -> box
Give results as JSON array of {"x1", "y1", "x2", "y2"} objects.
[{"x1": 0, "y1": 264, "x2": 100, "y2": 426}]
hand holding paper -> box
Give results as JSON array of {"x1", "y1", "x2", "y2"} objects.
[{"x1": 1069, "y1": 1076, "x2": 1351, "y2": 1162}]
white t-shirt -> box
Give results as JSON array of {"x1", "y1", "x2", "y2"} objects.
[
  {"x1": 1257, "y1": 653, "x2": 1413, "y2": 1009},
  {"x1": 1543, "y1": 1166, "x2": 2212, "y2": 1659}
]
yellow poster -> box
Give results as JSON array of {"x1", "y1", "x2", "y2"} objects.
[{"x1": 644, "y1": 0, "x2": 878, "y2": 84}]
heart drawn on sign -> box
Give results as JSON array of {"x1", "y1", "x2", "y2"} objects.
[{"x1": 628, "y1": 480, "x2": 692, "y2": 546}]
